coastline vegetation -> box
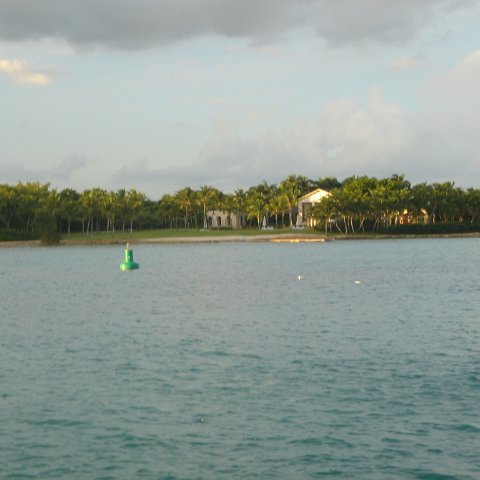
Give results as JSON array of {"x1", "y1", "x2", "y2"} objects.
[{"x1": 1, "y1": 174, "x2": 480, "y2": 244}]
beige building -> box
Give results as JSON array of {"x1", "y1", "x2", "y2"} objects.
[
  {"x1": 296, "y1": 188, "x2": 331, "y2": 227},
  {"x1": 206, "y1": 210, "x2": 246, "y2": 228}
]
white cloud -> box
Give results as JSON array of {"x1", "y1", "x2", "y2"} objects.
[
  {"x1": 0, "y1": 58, "x2": 54, "y2": 85},
  {"x1": 117, "y1": 82, "x2": 479, "y2": 196},
  {"x1": 112, "y1": 87, "x2": 422, "y2": 195},
  {"x1": 425, "y1": 49, "x2": 480, "y2": 109},
  {"x1": 192, "y1": 87, "x2": 418, "y2": 183},
  {"x1": 418, "y1": 50, "x2": 480, "y2": 183}
]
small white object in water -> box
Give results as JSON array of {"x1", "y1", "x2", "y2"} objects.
[
  {"x1": 298, "y1": 275, "x2": 304, "y2": 280},
  {"x1": 354, "y1": 280, "x2": 361, "y2": 284}
]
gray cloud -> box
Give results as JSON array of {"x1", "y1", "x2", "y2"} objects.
[
  {"x1": 0, "y1": 154, "x2": 89, "y2": 184},
  {"x1": 0, "y1": 0, "x2": 475, "y2": 50},
  {"x1": 49, "y1": 154, "x2": 90, "y2": 181}
]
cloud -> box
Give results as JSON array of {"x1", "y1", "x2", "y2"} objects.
[
  {"x1": 191, "y1": 87, "x2": 419, "y2": 185},
  {"x1": 112, "y1": 158, "x2": 216, "y2": 194},
  {"x1": 425, "y1": 49, "x2": 480, "y2": 109},
  {"x1": 0, "y1": 154, "x2": 89, "y2": 183},
  {"x1": 0, "y1": 58, "x2": 58, "y2": 85},
  {"x1": 0, "y1": 0, "x2": 476, "y2": 50},
  {"x1": 48, "y1": 155, "x2": 91, "y2": 181},
  {"x1": 112, "y1": 82, "x2": 480, "y2": 197},
  {"x1": 419, "y1": 49, "x2": 480, "y2": 180}
]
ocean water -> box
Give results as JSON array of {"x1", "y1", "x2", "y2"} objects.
[{"x1": 1, "y1": 238, "x2": 480, "y2": 479}]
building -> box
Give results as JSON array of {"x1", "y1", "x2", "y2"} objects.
[
  {"x1": 206, "y1": 210, "x2": 246, "y2": 228},
  {"x1": 296, "y1": 188, "x2": 331, "y2": 227}
]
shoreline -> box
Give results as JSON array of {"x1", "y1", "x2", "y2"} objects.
[{"x1": 2, "y1": 231, "x2": 480, "y2": 248}]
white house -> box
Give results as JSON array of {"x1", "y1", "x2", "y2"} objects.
[{"x1": 296, "y1": 188, "x2": 331, "y2": 227}]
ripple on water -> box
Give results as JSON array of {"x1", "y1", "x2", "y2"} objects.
[{"x1": 2, "y1": 240, "x2": 480, "y2": 479}]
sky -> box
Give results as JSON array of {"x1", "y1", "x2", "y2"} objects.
[{"x1": 0, "y1": 0, "x2": 480, "y2": 199}]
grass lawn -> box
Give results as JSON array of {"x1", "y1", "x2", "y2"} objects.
[{"x1": 64, "y1": 227, "x2": 320, "y2": 242}]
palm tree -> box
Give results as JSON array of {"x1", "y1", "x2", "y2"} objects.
[
  {"x1": 175, "y1": 187, "x2": 195, "y2": 229},
  {"x1": 246, "y1": 182, "x2": 274, "y2": 228},
  {"x1": 315, "y1": 176, "x2": 341, "y2": 191},
  {"x1": 234, "y1": 188, "x2": 247, "y2": 228},
  {"x1": 222, "y1": 193, "x2": 236, "y2": 228},
  {"x1": 197, "y1": 185, "x2": 216, "y2": 229},
  {"x1": 125, "y1": 189, "x2": 146, "y2": 236},
  {"x1": 465, "y1": 188, "x2": 480, "y2": 223},
  {"x1": 246, "y1": 191, "x2": 265, "y2": 229},
  {"x1": 59, "y1": 188, "x2": 80, "y2": 236},
  {"x1": 101, "y1": 190, "x2": 120, "y2": 235},
  {"x1": 0, "y1": 184, "x2": 21, "y2": 229},
  {"x1": 279, "y1": 174, "x2": 310, "y2": 227},
  {"x1": 310, "y1": 193, "x2": 338, "y2": 233},
  {"x1": 410, "y1": 183, "x2": 434, "y2": 224},
  {"x1": 16, "y1": 182, "x2": 50, "y2": 232},
  {"x1": 208, "y1": 189, "x2": 224, "y2": 228},
  {"x1": 80, "y1": 189, "x2": 102, "y2": 234},
  {"x1": 44, "y1": 189, "x2": 62, "y2": 230},
  {"x1": 157, "y1": 194, "x2": 180, "y2": 228},
  {"x1": 268, "y1": 188, "x2": 289, "y2": 228}
]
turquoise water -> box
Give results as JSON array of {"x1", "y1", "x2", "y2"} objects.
[{"x1": 1, "y1": 239, "x2": 480, "y2": 479}]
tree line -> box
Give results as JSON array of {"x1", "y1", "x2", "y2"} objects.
[
  {"x1": 1, "y1": 174, "x2": 480, "y2": 239},
  {"x1": 0, "y1": 175, "x2": 337, "y2": 237},
  {"x1": 309, "y1": 175, "x2": 480, "y2": 234}
]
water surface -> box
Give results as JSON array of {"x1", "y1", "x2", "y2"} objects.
[{"x1": 1, "y1": 239, "x2": 480, "y2": 479}]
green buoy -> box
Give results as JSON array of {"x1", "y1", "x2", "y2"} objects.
[{"x1": 120, "y1": 243, "x2": 139, "y2": 271}]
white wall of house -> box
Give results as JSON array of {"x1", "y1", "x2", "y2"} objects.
[{"x1": 296, "y1": 189, "x2": 331, "y2": 227}]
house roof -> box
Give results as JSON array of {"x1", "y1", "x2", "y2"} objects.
[{"x1": 298, "y1": 188, "x2": 331, "y2": 202}]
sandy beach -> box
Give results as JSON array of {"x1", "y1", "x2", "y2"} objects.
[
  {"x1": 0, "y1": 233, "x2": 332, "y2": 247},
  {"x1": 139, "y1": 233, "x2": 331, "y2": 244},
  {"x1": 3, "y1": 231, "x2": 480, "y2": 248}
]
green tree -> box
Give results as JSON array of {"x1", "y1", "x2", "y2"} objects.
[
  {"x1": 465, "y1": 188, "x2": 480, "y2": 223},
  {"x1": 268, "y1": 188, "x2": 289, "y2": 228},
  {"x1": 314, "y1": 176, "x2": 341, "y2": 191},
  {"x1": 222, "y1": 193, "x2": 236, "y2": 228},
  {"x1": 175, "y1": 187, "x2": 196, "y2": 229},
  {"x1": 246, "y1": 191, "x2": 265, "y2": 229},
  {"x1": 197, "y1": 185, "x2": 216, "y2": 229},
  {"x1": 59, "y1": 188, "x2": 80, "y2": 236},
  {"x1": 234, "y1": 189, "x2": 247, "y2": 228},
  {"x1": 157, "y1": 194, "x2": 180, "y2": 229},
  {"x1": 0, "y1": 184, "x2": 21, "y2": 229},
  {"x1": 208, "y1": 189, "x2": 224, "y2": 228},
  {"x1": 80, "y1": 189, "x2": 99, "y2": 234},
  {"x1": 16, "y1": 182, "x2": 50, "y2": 232},
  {"x1": 125, "y1": 189, "x2": 146, "y2": 235},
  {"x1": 101, "y1": 190, "x2": 120, "y2": 235},
  {"x1": 279, "y1": 174, "x2": 310, "y2": 227},
  {"x1": 44, "y1": 189, "x2": 62, "y2": 231}
]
